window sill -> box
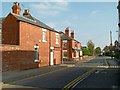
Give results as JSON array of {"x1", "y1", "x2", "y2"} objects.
[
  {"x1": 56, "y1": 42, "x2": 59, "y2": 44},
  {"x1": 42, "y1": 40, "x2": 47, "y2": 43}
]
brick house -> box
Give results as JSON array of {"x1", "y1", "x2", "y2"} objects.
[
  {"x1": 1, "y1": 2, "x2": 61, "y2": 71},
  {"x1": 60, "y1": 27, "x2": 82, "y2": 61}
]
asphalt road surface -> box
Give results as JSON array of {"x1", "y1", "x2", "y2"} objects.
[{"x1": 2, "y1": 57, "x2": 120, "y2": 90}]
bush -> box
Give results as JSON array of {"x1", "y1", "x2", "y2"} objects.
[{"x1": 115, "y1": 52, "x2": 120, "y2": 59}]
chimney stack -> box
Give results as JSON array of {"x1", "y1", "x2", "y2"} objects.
[
  {"x1": 23, "y1": 9, "x2": 30, "y2": 16},
  {"x1": 12, "y1": 2, "x2": 21, "y2": 15},
  {"x1": 65, "y1": 27, "x2": 69, "y2": 37},
  {"x1": 71, "y1": 31, "x2": 74, "y2": 38}
]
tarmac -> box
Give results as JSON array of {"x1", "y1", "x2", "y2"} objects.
[
  {"x1": 0, "y1": 56, "x2": 98, "y2": 89},
  {"x1": 2, "y1": 56, "x2": 94, "y2": 83}
]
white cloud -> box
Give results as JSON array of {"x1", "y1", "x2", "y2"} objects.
[{"x1": 29, "y1": 2, "x2": 69, "y2": 16}]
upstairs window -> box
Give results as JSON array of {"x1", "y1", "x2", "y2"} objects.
[
  {"x1": 42, "y1": 28, "x2": 47, "y2": 42},
  {"x1": 75, "y1": 43, "x2": 78, "y2": 48},
  {"x1": 62, "y1": 40, "x2": 67, "y2": 48},
  {"x1": 56, "y1": 33, "x2": 59, "y2": 44}
]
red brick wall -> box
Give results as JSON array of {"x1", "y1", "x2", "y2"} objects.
[
  {"x1": 66, "y1": 40, "x2": 81, "y2": 61},
  {"x1": 54, "y1": 50, "x2": 61, "y2": 64},
  {"x1": 2, "y1": 13, "x2": 19, "y2": 45},
  {"x1": 2, "y1": 45, "x2": 38, "y2": 72},
  {"x1": 19, "y1": 21, "x2": 50, "y2": 67},
  {"x1": 50, "y1": 31, "x2": 61, "y2": 64},
  {"x1": 2, "y1": 13, "x2": 62, "y2": 72},
  {"x1": 69, "y1": 40, "x2": 72, "y2": 60},
  {"x1": 61, "y1": 40, "x2": 72, "y2": 60}
]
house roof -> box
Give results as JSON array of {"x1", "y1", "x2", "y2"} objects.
[
  {"x1": 60, "y1": 33, "x2": 71, "y2": 40},
  {"x1": 2, "y1": 13, "x2": 59, "y2": 33},
  {"x1": 60, "y1": 32, "x2": 80, "y2": 43},
  {"x1": 103, "y1": 45, "x2": 115, "y2": 52},
  {"x1": 11, "y1": 13, "x2": 58, "y2": 32}
]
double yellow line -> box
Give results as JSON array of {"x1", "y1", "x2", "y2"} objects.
[
  {"x1": 61, "y1": 68, "x2": 96, "y2": 90},
  {"x1": 104, "y1": 58, "x2": 110, "y2": 68}
]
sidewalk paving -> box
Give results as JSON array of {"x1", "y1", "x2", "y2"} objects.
[{"x1": 2, "y1": 65, "x2": 67, "y2": 84}]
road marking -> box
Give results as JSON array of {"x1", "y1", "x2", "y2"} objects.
[
  {"x1": 88, "y1": 57, "x2": 95, "y2": 61},
  {"x1": 71, "y1": 73, "x2": 90, "y2": 89},
  {"x1": 61, "y1": 68, "x2": 96, "y2": 90},
  {"x1": 112, "y1": 85, "x2": 119, "y2": 89},
  {"x1": 95, "y1": 70, "x2": 100, "y2": 74},
  {"x1": 104, "y1": 59, "x2": 109, "y2": 67},
  {"x1": 2, "y1": 84, "x2": 34, "y2": 88},
  {"x1": 97, "y1": 65, "x2": 120, "y2": 69},
  {"x1": 6, "y1": 67, "x2": 69, "y2": 85}
]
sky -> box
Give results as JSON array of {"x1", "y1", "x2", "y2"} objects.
[{"x1": 1, "y1": 0, "x2": 119, "y2": 49}]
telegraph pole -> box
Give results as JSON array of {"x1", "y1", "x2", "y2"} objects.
[{"x1": 110, "y1": 31, "x2": 113, "y2": 46}]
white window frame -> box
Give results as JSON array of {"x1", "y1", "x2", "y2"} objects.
[
  {"x1": 56, "y1": 33, "x2": 59, "y2": 44},
  {"x1": 62, "y1": 40, "x2": 67, "y2": 43},
  {"x1": 42, "y1": 28, "x2": 47, "y2": 42},
  {"x1": 76, "y1": 51, "x2": 79, "y2": 58}
]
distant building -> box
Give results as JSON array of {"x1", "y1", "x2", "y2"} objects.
[
  {"x1": 60, "y1": 27, "x2": 82, "y2": 61},
  {"x1": 1, "y1": 2, "x2": 61, "y2": 71}
]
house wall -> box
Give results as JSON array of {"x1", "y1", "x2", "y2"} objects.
[
  {"x1": 2, "y1": 12, "x2": 62, "y2": 72},
  {"x1": 19, "y1": 21, "x2": 50, "y2": 67},
  {"x1": 69, "y1": 40, "x2": 72, "y2": 60},
  {"x1": 70, "y1": 40, "x2": 81, "y2": 61},
  {"x1": 2, "y1": 13, "x2": 19, "y2": 45},
  {"x1": 62, "y1": 40, "x2": 70, "y2": 60},
  {"x1": 50, "y1": 31, "x2": 61, "y2": 64}
]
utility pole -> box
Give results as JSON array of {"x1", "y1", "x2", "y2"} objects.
[{"x1": 110, "y1": 31, "x2": 113, "y2": 46}]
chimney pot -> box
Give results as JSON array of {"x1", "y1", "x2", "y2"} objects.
[
  {"x1": 23, "y1": 9, "x2": 30, "y2": 16},
  {"x1": 12, "y1": 2, "x2": 21, "y2": 15},
  {"x1": 71, "y1": 31, "x2": 74, "y2": 38},
  {"x1": 65, "y1": 27, "x2": 69, "y2": 37}
]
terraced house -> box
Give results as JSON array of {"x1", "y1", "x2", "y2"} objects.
[
  {"x1": 60, "y1": 27, "x2": 82, "y2": 61},
  {"x1": 1, "y1": 2, "x2": 61, "y2": 71}
]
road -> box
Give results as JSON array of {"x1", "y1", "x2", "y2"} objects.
[
  {"x1": 2, "y1": 57, "x2": 120, "y2": 90},
  {"x1": 74, "y1": 69, "x2": 120, "y2": 89}
]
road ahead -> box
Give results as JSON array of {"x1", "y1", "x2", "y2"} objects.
[{"x1": 2, "y1": 57, "x2": 120, "y2": 90}]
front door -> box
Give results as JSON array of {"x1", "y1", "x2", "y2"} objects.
[{"x1": 50, "y1": 50, "x2": 54, "y2": 65}]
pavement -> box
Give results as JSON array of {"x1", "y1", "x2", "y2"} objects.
[{"x1": 2, "y1": 65, "x2": 67, "y2": 83}]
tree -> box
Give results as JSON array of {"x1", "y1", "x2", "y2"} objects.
[
  {"x1": 94, "y1": 47, "x2": 101, "y2": 56},
  {"x1": 87, "y1": 40, "x2": 95, "y2": 56},
  {"x1": 81, "y1": 47, "x2": 90, "y2": 56}
]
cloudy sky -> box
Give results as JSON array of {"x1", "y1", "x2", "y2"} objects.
[{"x1": 1, "y1": 0, "x2": 119, "y2": 49}]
